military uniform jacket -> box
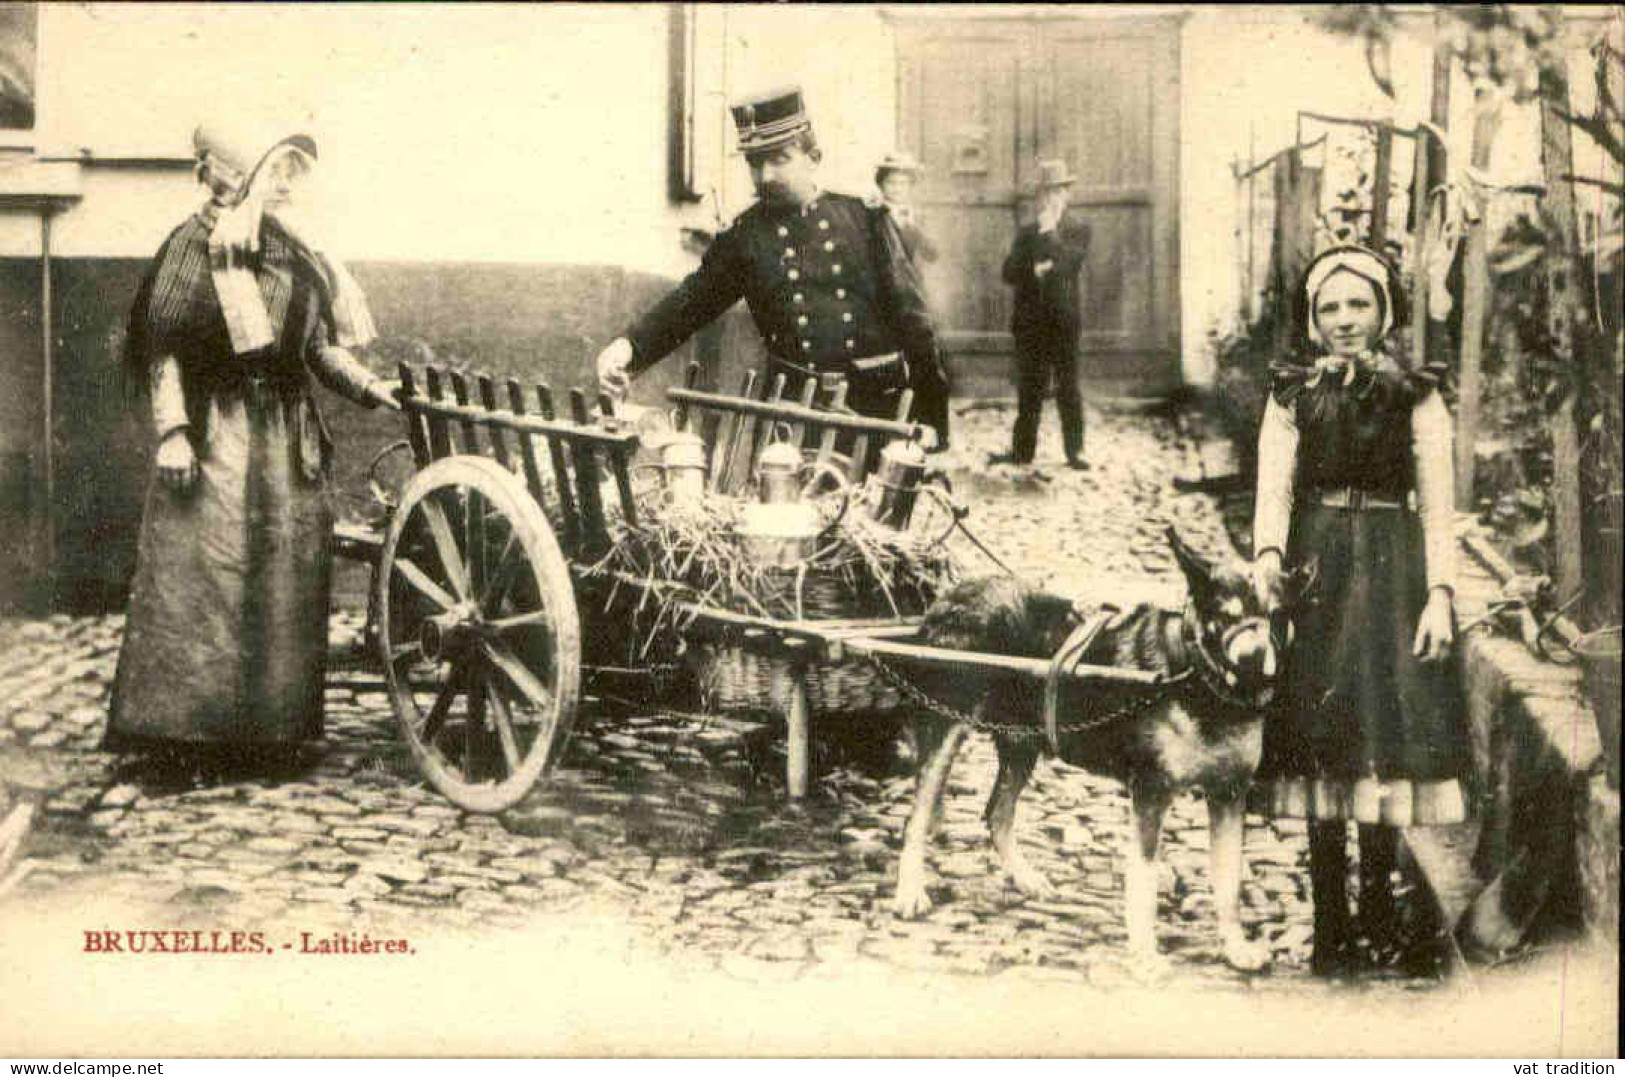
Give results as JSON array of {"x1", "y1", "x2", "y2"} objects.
[
  {"x1": 625, "y1": 191, "x2": 942, "y2": 386},
  {"x1": 1002, "y1": 216, "x2": 1091, "y2": 337}
]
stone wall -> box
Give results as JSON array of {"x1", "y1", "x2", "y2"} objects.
[{"x1": 1455, "y1": 543, "x2": 1619, "y2": 954}]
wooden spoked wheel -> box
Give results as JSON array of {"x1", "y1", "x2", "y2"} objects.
[{"x1": 375, "y1": 456, "x2": 580, "y2": 812}]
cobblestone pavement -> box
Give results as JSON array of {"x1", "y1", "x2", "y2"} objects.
[{"x1": 0, "y1": 403, "x2": 1492, "y2": 1001}]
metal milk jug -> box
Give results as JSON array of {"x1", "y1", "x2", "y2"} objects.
[
  {"x1": 754, "y1": 438, "x2": 804, "y2": 504},
  {"x1": 865, "y1": 438, "x2": 930, "y2": 530},
  {"x1": 740, "y1": 439, "x2": 820, "y2": 566},
  {"x1": 635, "y1": 430, "x2": 707, "y2": 503}
]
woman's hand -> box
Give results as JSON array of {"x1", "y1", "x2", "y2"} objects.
[
  {"x1": 156, "y1": 429, "x2": 198, "y2": 493},
  {"x1": 367, "y1": 379, "x2": 404, "y2": 412},
  {"x1": 1252, "y1": 549, "x2": 1286, "y2": 612},
  {"x1": 1413, "y1": 587, "x2": 1455, "y2": 663}
]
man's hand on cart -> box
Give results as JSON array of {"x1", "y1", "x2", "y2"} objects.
[{"x1": 596, "y1": 337, "x2": 634, "y2": 401}]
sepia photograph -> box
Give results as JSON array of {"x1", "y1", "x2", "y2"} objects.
[{"x1": 0, "y1": 1, "x2": 1619, "y2": 1059}]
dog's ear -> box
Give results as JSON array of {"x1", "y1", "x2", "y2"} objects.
[{"x1": 1166, "y1": 527, "x2": 1216, "y2": 602}]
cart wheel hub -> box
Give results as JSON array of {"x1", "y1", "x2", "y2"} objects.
[{"x1": 420, "y1": 604, "x2": 481, "y2": 662}]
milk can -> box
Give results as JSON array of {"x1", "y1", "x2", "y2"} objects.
[
  {"x1": 657, "y1": 431, "x2": 708, "y2": 501},
  {"x1": 864, "y1": 438, "x2": 930, "y2": 529},
  {"x1": 633, "y1": 430, "x2": 708, "y2": 503},
  {"x1": 738, "y1": 438, "x2": 851, "y2": 567},
  {"x1": 860, "y1": 437, "x2": 960, "y2": 544},
  {"x1": 754, "y1": 438, "x2": 804, "y2": 504}
]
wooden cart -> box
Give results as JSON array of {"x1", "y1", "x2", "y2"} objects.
[{"x1": 335, "y1": 361, "x2": 1164, "y2": 812}]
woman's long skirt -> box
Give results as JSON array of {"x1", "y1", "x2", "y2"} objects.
[{"x1": 107, "y1": 389, "x2": 333, "y2": 750}]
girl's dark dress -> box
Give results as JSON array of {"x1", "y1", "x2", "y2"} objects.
[{"x1": 1254, "y1": 356, "x2": 1470, "y2": 825}]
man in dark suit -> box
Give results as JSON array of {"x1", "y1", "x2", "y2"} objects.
[
  {"x1": 595, "y1": 87, "x2": 950, "y2": 449},
  {"x1": 996, "y1": 159, "x2": 1090, "y2": 469}
]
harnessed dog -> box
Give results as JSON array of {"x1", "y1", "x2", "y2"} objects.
[{"x1": 891, "y1": 527, "x2": 1313, "y2": 977}]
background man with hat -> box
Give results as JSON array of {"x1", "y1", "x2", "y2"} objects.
[
  {"x1": 871, "y1": 150, "x2": 937, "y2": 267},
  {"x1": 595, "y1": 87, "x2": 951, "y2": 450},
  {"x1": 996, "y1": 158, "x2": 1091, "y2": 470}
]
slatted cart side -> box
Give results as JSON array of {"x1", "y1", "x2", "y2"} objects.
[
  {"x1": 668, "y1": 360, "x2": 924, "y2": 497},
  {"x1": 393, "y1": 362, "x2": 640, "y2": 561}
]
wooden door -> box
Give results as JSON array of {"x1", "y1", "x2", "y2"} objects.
[{"x1": 893, "y1": 14, "x2": 1182, "y2": 398}]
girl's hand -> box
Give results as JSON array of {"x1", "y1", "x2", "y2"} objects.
[
  {"x1": 156, "y1": 429, "x2": 198, "y2": 493},
  {"x1": 1413, "y1": 587, "x2": 1455, "y2": 663},
  {"x1": 1252, "y1": 549, "x2": 1286, "y2": 611}
]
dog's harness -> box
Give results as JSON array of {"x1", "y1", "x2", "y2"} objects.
[
  {"x1": 1174, "y1": 603, "x2": 1279, "y2": 712},
  {"x1": 868, "y1": 603, "x2": 1279, "y2": 749},
  {"x1": 1042, "y1": 607, "x2": 1119, "y2": 756}
]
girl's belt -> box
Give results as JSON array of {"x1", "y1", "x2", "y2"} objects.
[{"x1": 1315, "y1": 487, "x2": 1414, "y2": 510}]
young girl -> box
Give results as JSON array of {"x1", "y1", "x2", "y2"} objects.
[{"x1": 1252, "y1": 244, "x2": 1469, "y2": 977}]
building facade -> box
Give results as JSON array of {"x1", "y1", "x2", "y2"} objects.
[{"x1": 0, "y1": 3, "x2": 1612, "y2": 609}]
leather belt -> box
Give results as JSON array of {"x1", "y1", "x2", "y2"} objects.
[
  {"x1": 769, "y1": 351, "x2": 904, "y2": 391},
  {"x1": 1317, "y1": 487, "x2": 1413, "y2": 511}
]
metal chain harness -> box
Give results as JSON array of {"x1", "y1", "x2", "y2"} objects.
[{"x1": 864, "y1": 652, "x2": 1188, "y2": 742}]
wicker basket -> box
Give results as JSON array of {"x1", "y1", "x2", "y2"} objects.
[{"x1": 691, "y1": 642, "x2": 797, "y2": 715}]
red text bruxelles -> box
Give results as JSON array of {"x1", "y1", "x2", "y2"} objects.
[{"x1": 83, "y1": 930, "x2": 268, "y2": 954}]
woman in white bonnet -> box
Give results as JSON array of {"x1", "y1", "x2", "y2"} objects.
[
  {"x1": 107, "y1": 115, "x2": 398, "y2": 777},
  {"x1": 1252, "y1": 243, "x2": 1468, "y2": 978}
]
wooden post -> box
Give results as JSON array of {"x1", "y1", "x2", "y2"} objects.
[
  {"x1": 1538, "y1": 68, "x2": 1586, "y2": 605},
  {"x1": 1410, "y1": 27, "x2": 1452, "y2": 376},
  {"x1": 38, "y1": 208, "x2": 54, "y2": 602},
  {"x1": 1271, "y1": 151, "x2": 1294, "y2": 355},
  {"x1": 785, "y1": 678, "x2": 811, "y2": 799},
  {"x1": 1453, "y1": 92, "x2": 1503, "y2": 510},
  {"x1": 1244, "y1": 124, "x2": 1257, "y2": 323},
  {"x1": 1368, "y1": 122, "x2": 1394, "y2": 248}
]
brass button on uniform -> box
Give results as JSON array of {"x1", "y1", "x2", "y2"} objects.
[
  {"x1": 777, "y1": 226, "x2": 789, "y2": 238},
  {"x1": 818, "y1": 219, "x2": 830, "y2": 230},
  {"x1": 783, "y1": 247, "x2": 795, "y2": 258},
  {"x1": 787, "y1": 269, "x2": 799, "y2": 281},
  {"x1": 832, "y1": 264, "x2": 842, "y2": 275},
  {"x1": 835, "y1": 288, "x2": 846, "y2": 299},
  {"x1": 797, "y1": 315, "x2": 809, "y2": 326},
  {"x1": 844, "y1": 339, "x2": 855, "y2": 350},
  {"x1": 801, "y1": 341, "x2": 812, "y2": 351},
  {"x1": 823, "y1": 240, "x2": 835, "y2": 252},
  {"x1": 842, "y1": 312, "x2": 853, "y2": 323},
  {"x1": 793, "y1": 293, "x2": 804, "y2": 303}
]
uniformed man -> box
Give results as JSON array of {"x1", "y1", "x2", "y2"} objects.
[
  {"x1": 595, "y1": 86, "x2": 950, "y2": 450},
  {"x1": 996, "y1": 158, "x2": 1091, "y2": 470}
]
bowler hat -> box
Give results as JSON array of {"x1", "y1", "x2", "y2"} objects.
[
  {"x1": 875, "y1": 150, "x2": 923, "y2": 177},
  {"x1": 731, "y1": 86, "x2": 813, "y2": 156},
  {"x1": 1033, "y1": 158, "x2": 1076, "y2": 190}
]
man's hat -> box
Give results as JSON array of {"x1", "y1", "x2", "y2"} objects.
[
  {"x1": 875, "y1": 150, "x2": 923, "y2": 176},
  {"x1": 1034, "y1": 158, "x2": 1077, "y2": 190},
  {"x1": 731, "y1": 86, "x2": 813, "y2": 156}
]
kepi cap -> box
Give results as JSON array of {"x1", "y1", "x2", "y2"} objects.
[{"x1": 731, "y1": 85, "x2": 812, "y2": 157}]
